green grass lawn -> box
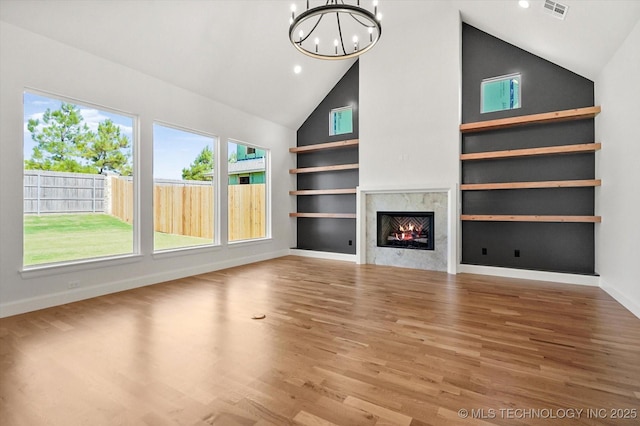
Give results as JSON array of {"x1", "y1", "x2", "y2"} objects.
[{"x1": 24, "y1": 214, "x2": 211, "y2": 266}]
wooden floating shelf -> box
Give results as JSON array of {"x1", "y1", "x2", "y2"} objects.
[
  {"x1": 289, "y1": 139, "x2": 359, "y2": 154},
  {"x1": 460, "y1": 143, "x2": 601, "y2": 161},
  {"x1": 289, "y1": 188, "x2": 357, "y2": 196},
  {"x1": 460, "y1": 106, "x2": 601, "y2": 133},
  {"x1": 461, "y1": 215, "x2": 602, "y2": 223},
  {"x1": 289, "y1": 163, "x2": 359, "y2": 174},
  {"x1": 461, "y1": 179, "x2": 601, "y2": 191},
  {"x1": 289, "y1": 213, "x2": 356, "y2": 219}
]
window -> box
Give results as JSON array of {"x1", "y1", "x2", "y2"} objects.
[
  {"x1": 23, "y1": 91, "x2": 135, "y2": 267},
  {"x1": 153, "y1": 124, "x2": 217, "y2": 251},
  {"x1": 228, "y1": 140, "x2": 268, "y2": 241},
  {"x1": 329, "y1": 106, "x2": 353, "y2": 136},
  {"x1": 481, "y1": 73, "x2": 521, "y2": 113}
]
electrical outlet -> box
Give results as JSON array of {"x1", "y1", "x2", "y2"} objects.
[
  {"x1": 68, "y1": 280, "x2": 80, "y2": 289},
  {"x1": 348, "y1": 240, "x2": 353, "y2": 246},
  {"x1": 482, "y1": 248, "x2": 487, "y2": 255},
  {"x1": 514, "y1": 249, "x2": 521, "y2": 258}
]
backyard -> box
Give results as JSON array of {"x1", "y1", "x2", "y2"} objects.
[
  {"x1": 22, "y1": 97, "x2": 264, "y2": 267},
  {"x1": 24, "y1": 214, "x2": 210, "y2": 265}
]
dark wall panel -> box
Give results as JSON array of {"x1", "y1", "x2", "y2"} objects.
[
  {"x1": 297, "y1": 194, "x2": 356, "y2": 214},
  {"x1": 297, "y1": 218, "x2": 356, "y2": 254},
  {"x1": 462, "y1": 188, "x2": 595, "y2": 216},
  {"x1": 296, "y1": 147, "x2": 359, "y2": 168},
  {"x1": 296, "y1": 61, "x2": 359, "y2": 254},
  {"x1": 297, "y1": 169, "x2": 359, "y2": 191},
  {"x1": 297, "y1": 61, "x2": 359, "y2": 145},
  {"x1": 462, "y1": 120, "x2": 594, "y2": 154},
  {"x1": 461, "y1": 24, "x2": 596, "y2": 274},
  {"x1": 462, "y1": 154, "x2": 595, "y2": 183},
  {"x1": 462, "y1": 25, "x2": 593, "y2": 123},
  {"x1": 462, "y1": 222, "x2": 595, "y2": 275}
]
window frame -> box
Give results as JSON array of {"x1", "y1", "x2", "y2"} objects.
[
  {"x1": 21, "y1": 88, "x2": 140, "y2": 272},
  {"x1": 151, "y1": 121, "x2": 220, "y2": 253},
  {"x1": 480, "y1": 72, "x2": 522, "y2": 114},
  {"x1": 329, "y1": 105, "x2": 354, "y2": 136},
  {"x1": 227, "y1": 139, "x2": 271, "y2": 244}
]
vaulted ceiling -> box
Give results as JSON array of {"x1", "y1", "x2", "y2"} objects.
[{"x1": 1, "y1": 0, "x2": 639, "y2": 130}]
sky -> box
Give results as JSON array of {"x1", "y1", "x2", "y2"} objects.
[
  {"x1": 23, "y1": 92, "x2": 236, "y2": 180},
  {"x1": 153, "y1": 124, "x2": 217, "y2": 180}
]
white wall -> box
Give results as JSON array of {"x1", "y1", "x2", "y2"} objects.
[
  {"x1": 358, "y1": 1, "x2": 461, "y2": 268},
  {"x1": 359, "y1": 2, "x2": 461, "y2": 190},
  {"x1": 0, "y1": 22, "x2": 296, "y2": 317},
  {"x1": 595, "y1": 20, "x2": 640, "y2": 318}
]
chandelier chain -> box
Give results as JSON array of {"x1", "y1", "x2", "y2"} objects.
[{"x1": 336, "y1": 12, "x2": 347, "y2": 56}]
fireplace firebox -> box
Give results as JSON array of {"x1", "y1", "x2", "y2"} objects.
[{"x1": 376, "y1": 211, "x2": 434, "y2": 250}]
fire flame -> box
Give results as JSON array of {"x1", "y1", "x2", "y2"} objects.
[{"x1": 394, "y1": 222, "x2": 422, "y2": 241}]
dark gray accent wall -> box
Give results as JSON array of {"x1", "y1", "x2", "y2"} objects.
[
  {"x1": 295, "y1": 61, "x2": 359, "y2": 254},
  {"x1": 462, "y1": 24, "x2": 596, "y2": 275},
  {"x1": 462, "y1": 25, "x2": 593, "y2": 123},
  {"x1": 297, "y1": 61, "x2": 359, "y2": 145}
]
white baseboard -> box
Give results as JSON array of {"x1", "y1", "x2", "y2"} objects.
[
  {"x1": 289, "y1": 249, "x2": 357, "y2": 263},
  {"x1": 600, "y1": 281, "x2": 640, "y2": 320},
  {"x1": 0, "y1": 249, "x2": 290, "y2": 318},
  {"x1": 457, "y1": 264, "x2": 600, "y2": 286}
]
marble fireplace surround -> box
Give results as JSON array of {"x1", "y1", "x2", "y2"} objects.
[{"x1": 356, "y1": 186, "x2": 456, "y2": 274}]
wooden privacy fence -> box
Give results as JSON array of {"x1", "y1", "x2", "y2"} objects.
[
  {"x1": 228, "y1": 184, "x2": 266, "y2": 241},
  {"x1": 111, "y1": 177, "x2": 265, "y2": 240},
  {"x1": 154, "y1": 180, "x2": 214, "y2": 239},
  {"x1": 23, "y1": 171, "x2": 264, "y2": 241},
  {"x1": 110, "y1": 176, "x2": 134, "y2": 224},
  {"x1": 24, "y1": 170, "x2": 105, "y2": 214}
]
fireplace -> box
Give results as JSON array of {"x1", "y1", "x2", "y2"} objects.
[{"x1": 376, "y1": 211, "x2": 434, "y2": 250}]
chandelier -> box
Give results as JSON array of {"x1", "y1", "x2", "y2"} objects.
[{"x1": 288, "y1": 1, "x2": 382, "y2": 60}]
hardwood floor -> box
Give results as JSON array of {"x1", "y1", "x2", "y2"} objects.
[{"x1": 1, "y1": 256, "x2": 638, "y2": 425}]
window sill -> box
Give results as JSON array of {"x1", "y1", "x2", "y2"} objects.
[
  {"x1": 227, "y1": 237, "x2": 273, "y2": 248},
  {"x1": 152, "y1": 244, "x2": 222, "y2": 259},
  {"x1": 20, "y1": 253, "x2": 144, "y2": 279}
]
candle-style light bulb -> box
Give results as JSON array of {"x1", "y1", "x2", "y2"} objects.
[
  {"x1": 334, "y1": 39, "x2": 339, "y2": 55},
  {"x1": 368, "y1": 27, "x2": 373, "y2": 42},
  {"x1": 291, "y1": 4, "x2": 296, "y2": 21},
  {"x1": 353, "y1": 35, "x2": 359, "y2": 52},
  {"x1": 299, "y1": 29, "x2": 304, "y2": 42},
  {"x1": 314, "y1": 37, "x2": 319, "y2": 53},
  {"x1": 373, "y1": 0, "x2": 378, "y2": 16}
]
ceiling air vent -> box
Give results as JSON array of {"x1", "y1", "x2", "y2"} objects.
[{"x1": 543, "y1": 0, "x2": 569, "y2": 20}]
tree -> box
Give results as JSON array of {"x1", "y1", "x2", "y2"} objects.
[
  {"x1": 182, "y1": 146, "x2": 213, "y2": 181},
  {"x1": 25, "y1": 102, "x2": 93, "y2": 172},
  {"x1": 83, "y1": 119, "x2": 132, "y2": 175}
]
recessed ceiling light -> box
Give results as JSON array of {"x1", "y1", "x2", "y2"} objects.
[
  {"x1": 519, "y1": 0, "x2": 530, "y2": 8},
  {"x1": 293, "y1": 65, "x2": 302, "y2": 74}
]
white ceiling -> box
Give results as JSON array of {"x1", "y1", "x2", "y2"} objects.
[
  {"x1": 1, "y1": 0, "x2": 639, "y2": 130},
  {"x1": 451, "y1": 0, "x2": 640, "y2": 81}
]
